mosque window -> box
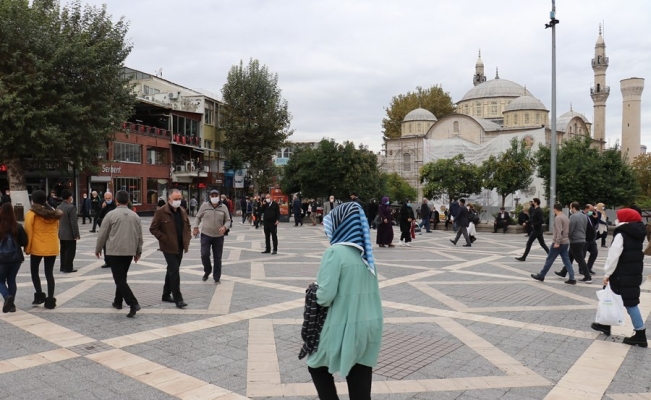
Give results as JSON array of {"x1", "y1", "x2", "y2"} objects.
[
  {"x1": 464, "y1": 104, "x2": 469, "y2": 114},
  {"x1": 513, "y1": 114, "x2": 519, "y2": 125},
  {"x1": 597, "y1": 83, "x2": 601, "y2": 93},
  {"x1": 524, "y1": 113, "x2": 530, "y2": 125},
  {"x1": 475, "y1": 102, "x2": 482, "y2": 117},
  {"x1": 409, "y1": 123, "x2": 412, "y2": 133},
  {"x1": 505, "y1": 115, "x2": 509, "y2": 126},
  {"x1": 536, "y1": 113, "x2": 540, "y2": 124},
  {"x1": 453, "y1": 121, "x2": 459, "y2": 133},
  {"x1": 491, "y1": 102, "x2": 498, "y2": 115},
  {"x1": 417, "y1": 123, "x2": 422, "y2": 133},
  {"x1": 569, "y1": 126, "x2": 573, "y2": 133},
  {"x1": 403, "y1": 153, "x2": 411, "y2": 172}
]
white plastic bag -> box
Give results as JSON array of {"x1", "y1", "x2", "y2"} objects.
[{"x1": 595, "y1": 284, "x2": 625, "y2": 326}]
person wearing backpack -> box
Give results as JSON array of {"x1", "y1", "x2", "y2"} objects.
[
  {"x1": 24, "y1": 190, "x2": 63, "y2": 309},
  {"x1": 0, "y1": 203, "x2": 28, "y2": 313}
]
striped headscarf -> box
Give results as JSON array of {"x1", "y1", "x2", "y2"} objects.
[{"x1": 323, "y1": 202, "x2": 376, "y2": 276}]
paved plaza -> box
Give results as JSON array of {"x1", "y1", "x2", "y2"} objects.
[{"x1": 1, "y1": 218, "x2": 650, "y2": 399}]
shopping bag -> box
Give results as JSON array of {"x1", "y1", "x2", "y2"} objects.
[{"x1": 595, "y1": 284, "x2": 625, "y2": 326}]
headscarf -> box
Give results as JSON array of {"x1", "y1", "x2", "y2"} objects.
[
  {"x1": 616, "y1": 208, "x2": 642, "y2": 224},
  {"x1": 323, "y1": 202, "x2": 376, "y2": 276}
]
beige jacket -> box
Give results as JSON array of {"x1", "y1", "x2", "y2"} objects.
[
  {"x1": 193, "y1": 202, "x2": 231, "y2": 237},
  {"x1": 95, "y1": 205, "x2": 143, "y2": 256}
]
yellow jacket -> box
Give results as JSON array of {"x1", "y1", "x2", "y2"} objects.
[{"x1": 24, "y1": 204, "x2": 63, "y2": 256}]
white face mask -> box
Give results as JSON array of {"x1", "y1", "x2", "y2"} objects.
[
  {"x1": 266, "y1": 198, "x2": 271, "y2": 203},
  {"x1": 171, "y1": 200, "x2": 181, "y2": 208},
  {"x1": 210, "y1": 197, "x2": 220, "y2": 205}
]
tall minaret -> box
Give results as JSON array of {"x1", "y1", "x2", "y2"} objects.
[
  {"x1": 473, "y1": 50, "x2": 486, "y2": 86},
  {"x1": 590, "y1": 25, "x2": 609, "y2": 145},
  {"x1": 620, "y1": 77, "x2": 645, "y2": 162}
]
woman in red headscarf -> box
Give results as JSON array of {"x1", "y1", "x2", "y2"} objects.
[{"x1": 591, "y1": 208, "x2": 647, "y2": 347}]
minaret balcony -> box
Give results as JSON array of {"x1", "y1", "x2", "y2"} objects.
[
  {"x1": 591, "y1": 57, "x2": 609, "y2": 68},
  {"x1": 590, "y1": 86, "x2": 610, "y2": 95}
]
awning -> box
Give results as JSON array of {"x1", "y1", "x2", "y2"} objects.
[
  {"x1": 90, "y1": 176, "x2": 111, "y2": 183},
  {"x1": 171, "y1": 142, "x2": 202, "y2": 151}
]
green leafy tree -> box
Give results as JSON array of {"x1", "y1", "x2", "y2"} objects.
[
  {"x1": 631, "y1": 153, "x2": 651, "y2": 203},
  {"x1": 0, "y1": 0, "x2": 135, "y2": 203},
  {"x1": 382, "y1": 85, "x2": 455, "y2": 139},
  {"x1": 482, "y1": 137, "x2": 536, "y2": 207},
  {"x1": 419, "y1": 154, "x2": 482, "y2": 200},
  {"x1": 221, "y1": 59, "x2": 292, "y2": 190},
  {"x1": 535, "y1": 136, "x2": 638, "y2": 206},
  {"x1": 380, "y1": 173, "x2": 417, "y2": 202}
]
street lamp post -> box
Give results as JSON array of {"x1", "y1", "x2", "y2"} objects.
[{"x1": 545, "y1": 0, "x2": 559, "y2": 232}]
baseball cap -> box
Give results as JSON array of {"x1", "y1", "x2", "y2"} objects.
[{"x1": 210, "y1": 189, "x2": 220, "y2": 195}]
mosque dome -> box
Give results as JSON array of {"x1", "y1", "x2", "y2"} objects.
[
  {"x1": 505, "y1": 95, "x2": 547, "y2": 111},
  {"x1": 460, "y1": 79, "x2": 534, "y2": 102},
  {"x1": 403, "y1": 108, "x2": 437, "y2": 122}
]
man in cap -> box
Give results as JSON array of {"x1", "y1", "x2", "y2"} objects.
[{"x1": 193, "y1": 190, "x2": 231, "y2": 283}]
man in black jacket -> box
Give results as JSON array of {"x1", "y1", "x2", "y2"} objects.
[
  {"x1": 419, "y1": 198, "x2": 431, "y2": 233},
  {"x1": 450, "y1": 199, "x2": 472, "y2": 247},
  {"x1": 261, "y1": 193, "x2": 280, "y2": 254},
  {"x1": 493, "y1": 207, "x2": 510, "y2": 233},
  {"x1": 516, "y1": 198, "x2": 549, "y2": 261}
]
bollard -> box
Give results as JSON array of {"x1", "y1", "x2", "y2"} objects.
[{"x1": 14, "y1": 203, "x2": 24, "y2": 222}]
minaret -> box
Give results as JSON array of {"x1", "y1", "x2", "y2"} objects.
[
  {"x1": 590, "y1": 25, "x2": 609, "y2": 145},
  {"x1": 473, "y1": 50, "x2": 486, "y2": 86},
  {"x1": 620, "y1": 77, "x2": 645, "y2": 162}
]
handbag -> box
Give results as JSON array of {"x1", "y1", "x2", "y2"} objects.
[
  {"x1": 410, "y1": 222, "x2": 416, "y2": 239},
  {"x1": 595, "y1": 284, "x2": 625, "y2": 326},
  {"x1": 373, "y1": 215, "x2": 382, "y2": 225}
]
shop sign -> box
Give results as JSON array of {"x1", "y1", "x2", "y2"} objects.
[
  {"x1": 0, "y1": 165, "x2": 6, "y2": 172},
  {"x1": 101, "y1": 165, "x2": 122, "y2": 174},
  {"x1": 198, "y1": 183, "x2": 206, "y2": 188}
]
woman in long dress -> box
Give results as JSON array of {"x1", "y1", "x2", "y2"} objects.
[{"x1": 376, "y1": 196, "x2": 394, "y2": 248}]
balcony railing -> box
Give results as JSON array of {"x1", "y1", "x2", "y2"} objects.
[
  {"x1": 122, "y1": 122, "x2": 170, "y2": 138},
  {"x1": 171, "y1": 134, "x2": 201, "y2": 147},
  {"x1": 591, "y1": 57, "x2": 609, "y2": 67},
  {"x1": 590, "y1": 86, "x2": 610, "y2": 95}
]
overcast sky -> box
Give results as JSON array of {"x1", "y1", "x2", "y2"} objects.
[{"x1": 86, "y1": 0, "x2": 651, "y2": 152}]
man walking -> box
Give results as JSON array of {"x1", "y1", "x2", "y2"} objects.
[
  {"x1": 193, "y1": 190, "x2": 230, "y2": 284},
  {"x1": 89, "y1": 191, "x2": 101, "y2": 232},
  {"x1": 253, "y1": 195, "x2": 262, "y2": 229},
  {"x1": 96, "y1": 191, "x2": 117, "y2": 268},
  {"x1": 1, "y1": 189, "x2": 11, "y2": 205},
  {"x1": 367, "y1": 198, "x2": 379, "y2": 229},
  {"x1": 493, "y1": 207, "x2": 510, "y2": 233},
  {"x1": 449, "y1": 199, "x2": 471, "y2": 247},
  {"x1": 515, "y1": 198, "x2": 549, "y2": 261},
  {"x1": 95, "y1": 190, "x2": 143, "y2": 318},
  {"x1": 323, "y1": 196, "x2": 336, "y2": 217},
  {"x1": 80, "y1": 193, "x2": 91, "y2": 224},
  {"x1": 419, "y1": 198, "x2": 431, "y2": 233},
  {"x1": 189, "y1": 196, "x2": 198, "y2": 217},
  {"x1": 449, "y1": 198, "x2": 460, "y2": 232},
  {"x1": 150, "y1": 189, "x2": 191, "y2": 308},
  {"x1": 556, "y1": 203, "x2": 598, "y2": 280},
  {"x1": 531, "y1": 204, "x2": 575, "y2": 284},
  {"x1": 292, "y1": 195, "x2": 303, "y2": 226},
  {"x1": 261, "y1": 193, "x2": 280, "y2": 254},
  {"x1": 57, "y1": 190, "x2": 80, "y2": 273}
]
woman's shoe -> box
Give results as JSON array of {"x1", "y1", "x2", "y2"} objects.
[
  {"x1": 44, "y1": 297, "x2": 57, "y2": 310},
  {"x1": 379, "y1": 244, "x2": 386, "y2": 247},
  {"x1": 623, "y1": 329, "x2": 648, "y2": 347},
  {"x1": 32, "y1": 292, "x2": 46, "y2": 305},
  {"x1": 590, "y1": 322, "x2": 611, "y2": 336},
  {"x1": 3, "y1": 296, "x2": 14, "y2": 313}
]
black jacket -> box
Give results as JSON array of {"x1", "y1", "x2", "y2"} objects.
[
  {"x1": 454, "y1": 205, "x2": 469, "y2": 228},
  {"x1": 530, "y1": 207, "x2": 544, "y2": 231},
  {"x1": 292, "y1": 198, "x2": 302, "y2": 214},
  {"x1": 610, "y1": 222, "x2": 646, "y2": 307},
  {"x1": 495, "y1": 211, "x2": 510, "y2": 225},
  {"x1": 367, "y1": 201, "x2": 379, "y2": 219},
  {"x1": 262, "y1": 201, "x2": 280, "y2": 225},
  {"x1": 400, "y1": 204, "x2": 415, "y2": 232},
  {"x1": 96, "y1": 201, "x2": 117, "y2": 226},
  {"x1": 420, "y1": 203, "x2": 430, "y2": 220}
]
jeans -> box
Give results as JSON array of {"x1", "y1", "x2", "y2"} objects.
[
  {"x1": 162, "y1": 252, "x2": 184, "y2": 302},
  {"x1": 0, "y1": 262, "x2": 21, "y2": 299},
  {"x1": 59, "y1": 240, "x2": 77, "y2": 272},
  {"x1": 453, "y1": 226, "x2": 471, "y2": 245},
  {"x1": 539, "y1": 243, "x2": 573, "y2": 279},
  {"x1": 30, "y1": 255, "x2": 56, "y2": 298},
  {"x1": 264, "y1": 224, "x2": 278, "y2": 251},
  {"x1": 107, "y1": 255, "x2": 138, "y2": 307},
  {"x1": 309, "y1": 364, "x2": 372, "y2": 400},
  {"x1": 626, "y1": 305, "x2": 645, "y2": 330},
  {"x1": 201, "y1": 234, "x2": 224, "y2": 282},
  {"x1": 419, "y1": 218, "x2": 431, "y2": 232},
  {"x1": 522, "y1": 229, "x2": 549, "y2": 259}
]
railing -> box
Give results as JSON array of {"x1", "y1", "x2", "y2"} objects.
[
  {"x1": 171, "y1": 134, "x2": 201, "y2": 146},
  {"x1": 122, "y1": 122, "x2": 170, "y2": 138},
  {"x1": 590, "y1": 86, "x2": 611, "y2": 95},
  {"x1": 591, "y1": 57, "x2": 609, "y2": 67}
]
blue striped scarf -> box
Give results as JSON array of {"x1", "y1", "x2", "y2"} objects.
[{"x1": 323, "y1": 202, "x2": 376, "y2": 276}]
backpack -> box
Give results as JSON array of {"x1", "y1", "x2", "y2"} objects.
[
  {"x1": 0, "y1": 234, "x2": 19, "y2": 263},
  {"x1": 469, "y1": 211, "x2": 479, "y2": 224}
]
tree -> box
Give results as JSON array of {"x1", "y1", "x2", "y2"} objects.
[
  {"x1": 419, "y1": 155, "x2": 482, "y2": 201},
  {"x1": 380, "y1": 173, "x2": 417, "y2": 202},
  {"x1": 382, "y1": 85, "x2": 455, "y2": 139},
  {"x1": 279, "y1": 139, "x2": 383, "y2": 201},
  {"x1": 482, "y1": 137, "x2": 536, "y2": 207},
  {"x1": 535, "y1": 136, "x2": 638, "y2": 207},
  {"x1": 0, "y1": 0, "x2": 135, "y2": 205},
  {"x1": 631, "y1": 153, "x2": 651, "y2": 203},
  {"x1": 221, "y1": 59, "x2": 292, "y2": 191}
]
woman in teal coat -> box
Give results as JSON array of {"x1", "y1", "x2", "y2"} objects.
[{"x1": 307, "y1": 202, "x2": 383, "y2": 399}]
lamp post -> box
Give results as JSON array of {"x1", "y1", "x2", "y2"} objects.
[{"x1": 545, "y1": 0, "x2": 559, "y2": 232}]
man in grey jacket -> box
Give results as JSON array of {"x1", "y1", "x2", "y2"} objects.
[
  {"x1": 193, "y1": 189, "x2": 231, "y2": 283},
  {"x1": 531, "y1": 203, "x2": 575, "y2": 284},
  {"x1": 57, "y1": 190, "x2": 80, "y2": 273},
  {"x1": 566, "y1": 201, "x2": 592, "y2": 283},
  {"x1": 95, "y1": 190, "x2": 143, "y2": 318}
]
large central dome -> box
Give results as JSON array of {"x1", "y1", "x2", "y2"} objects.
[{"x1": 460, "y1": 79, "x2": 533, "y2": 102}]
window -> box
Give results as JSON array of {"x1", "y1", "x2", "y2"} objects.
[
  {"x1": 535, "y1": 113, "x2": 540, "y2": 125},
  {"x1": 204, "y1": 140, "x2": 212, "y2": 149},
  {"x1": 513, "y1": 114, "x2": 519, "y2": 125},
  {"x1": 147, "y1": 178, "x2": 168, "y2": 205},
  {"x1": 144, "y1": 85, "x2": 150, "y2": 95},
  {"x1": 403, "y1": 153, "x2": 411, "y2": 172},
  {"x1": 417, "y1": 123, "x2": 422, "y2": 133},
  {"x1": 205, "y1": 108, "x2": 213, "y2": 125},
  {"x1": 491, "y1": 101, "x2": 498, "y2": 115},
  {"x1": 475, "y1": 102, "x2": 482, "y2": 117},
  {"x1": 146, "y1": 147, "x2": 168, "y2": 165},
  {"x1": 114, "y1": 142, "x2": 142, "y2": 163},
  {"x1": 409, "y1": 123, "x2": 412, "y2": 133},
  {"x1": 524, "y1": 113, "x2": 530, "y2": 125},
  {"x1": 172, "y1": 115, "x2": 200, "y2": 137},
  {"x1": 453, "y1": 121, "x2": 459, "y2": 133},
  {"x1": 113, "y1": 177, "x2": 142, "y2": 205},
  {"x1": 505, "y1": 115, "x2": 509, "y2": 125},
  {"x1": 464, "y1": 104, "x2": 469, "y2": 114}
]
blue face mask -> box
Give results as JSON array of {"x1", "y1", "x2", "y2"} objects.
[
  {"x1": 385, "y1": 201, "x2": 390, "y2": 205},
  {"x1": 407, "y1": 203, "x2": 411, "y2": 207},
  {"x1": 106, "y1": 200, "x2": 112, "y2": 204},
  {"x1": 587, "y1": 211, "x2": 593, "y2": 216}
]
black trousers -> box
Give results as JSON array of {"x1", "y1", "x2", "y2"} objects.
[
  {"x1": 107, "y1": 255, "x2": 138, "y2": 307},
  {"x1": 264, "y1": 224, "x2": 278, "y2": 251},
  {"x1": 494, "y1": 221, "x2": 509, "y2": 233},
  {"x1": 30, "y1": 255, "x2": 56, "y2": 298},
  {"x1": 600, "y1": 230, "x2": 608, "y2": 247},
  {"x1": 521, "y1": 229, "x2": 549, "y2": 259},
  {"x1": 201, "y1": 234, "x2": 224, "y2": 282},
  {"x1": 308, "y1": 364, "x2": 372, "y2": 400},
  {"x1": 163, "y1": 252, "x2": 184, "y2": 302},
  {"x1": 568, "y1": 242, "x2": 590, "y2": 278},
  {"x1": 59, "y1": 240, "x2": 77, "y2": 272},
  {"x1": 453, "y1": 225, "x2": 471, "y2": 245},
  {"x1": 585, "y1": 240, "x2": 598, "y2": 270},
  {"x1": 293, "y1": 212, "x2": 302, "y2": 226},
  {"x1": 81, "y1": 212, "x2": 91, "y2": 224}
]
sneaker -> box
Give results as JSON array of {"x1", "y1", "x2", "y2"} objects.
[
  {"x1": 580, "y1": 277, "x2": 593, "y2": 284},
  {"x1": 405, "y1": 243, "x2": 411, "y2": 247},
  {"x1": 530, "y1": 273, "x2": 544, "y2": 282},
  {"x1": 565, "y1": 279, "x2": 577, "y2": 285},
  {"x1": 554, "y1": 271, "x2": 566, "y2": 279}
]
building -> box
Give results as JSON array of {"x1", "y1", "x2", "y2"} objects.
[{"x1": 383, "y1": 29, "x2": 613, "y2": 206}]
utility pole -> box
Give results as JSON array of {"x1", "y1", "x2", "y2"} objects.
[{"x1": 545, "y1": 0, "x2": 559, "y2": 232}]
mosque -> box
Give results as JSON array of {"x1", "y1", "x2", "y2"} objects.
[{"x1": 382, "y1": 27, "x2": 645, "y2": 206}]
